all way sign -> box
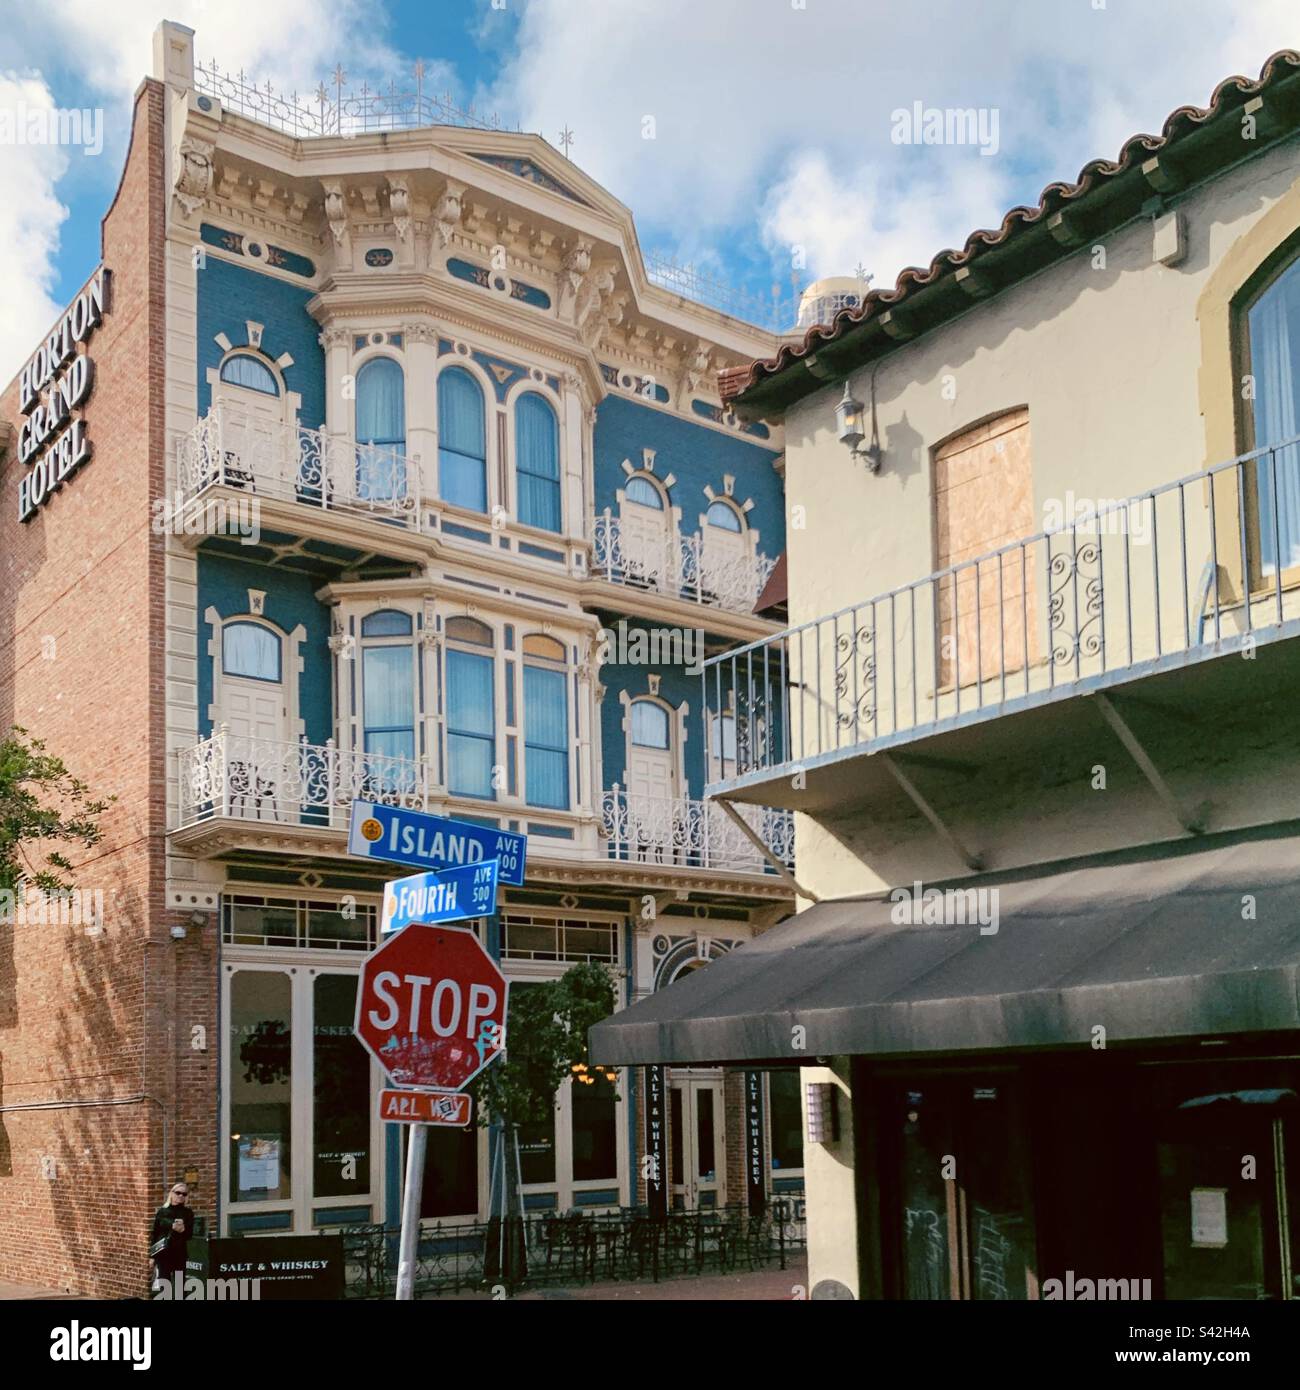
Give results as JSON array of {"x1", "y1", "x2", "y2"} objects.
[
  {"x1": 348, "y1": 800, "x2": 526, "y2": 886},
  {"x1": 380, "y1": 1089, "x2": 472, "y2": 1126},
  {"x1": 382, "y1": 860, "x2": 499, "y2": 934}
]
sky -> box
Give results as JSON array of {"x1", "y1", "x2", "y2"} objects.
[{"x1": 0, "y1": 0, "x2": 1297, "y2": 382}]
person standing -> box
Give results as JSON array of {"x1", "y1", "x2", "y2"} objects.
[{"x1": 149, "y1": 1181, "x2": 195, "y2": 1293}]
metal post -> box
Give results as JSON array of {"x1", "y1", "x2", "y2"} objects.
[{"x1": 395, "y1": 1122, "x2": 428, "y2": 1301}]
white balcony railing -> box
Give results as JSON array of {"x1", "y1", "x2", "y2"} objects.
[
  {"x1": 178, "y1": 730, "x2": 431, "y2": 829},
  {"x1": 600, "y1": 786, "x2": 793, "y2": 875},
  {"x1": 176, "y1": 404, "x2": 421, "y2": 529},
  {"x1": 178, "y1": 732, "x2": 792, "y2": 878},
  {"x1": 591, "y1": 511, "x2": 776, "y2": 615}
]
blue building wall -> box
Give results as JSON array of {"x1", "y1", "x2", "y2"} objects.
[
  {"x1": 196, "y1": 552, "x2": 333, "y2": 744},
  {"x1": 196, "y1": 257, "x2": 326, "y2": 428},
  {"x1": 593, "y1": 394, "x2": 785, "y2": 558},
  {"x1": 598, "y1": 628, "x2": 710, "y2": 800}
]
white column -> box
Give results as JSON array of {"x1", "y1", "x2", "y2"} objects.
[
  {"x1": 562, "y1": 373, "x2": 588, "y2": 550},
  {"x1": 405, "y1": 323, "x2": 439, "y2": 503}
]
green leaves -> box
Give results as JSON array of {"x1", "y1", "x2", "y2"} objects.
[
  {"x1": 0, "y1": 726, "x2": 114, "y2": 897},
  {"x1": 472, "y1": 961, "x2": 617, "y2": 1129}
]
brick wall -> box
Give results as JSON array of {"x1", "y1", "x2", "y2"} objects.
[{"x1": 0, "y1": 79, "x2": 217, "y2": 1297}]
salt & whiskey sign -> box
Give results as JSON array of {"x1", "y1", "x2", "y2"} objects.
[{"x1": 15, "y1": 266, "x2": 110, "y2": 522}]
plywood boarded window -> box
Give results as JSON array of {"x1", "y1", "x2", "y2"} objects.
[{"x1": 933, "y1": 408, "x2": 1037, "y2": 689}]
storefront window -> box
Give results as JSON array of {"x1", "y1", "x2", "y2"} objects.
[
  {"x1": 571, "y1": 1072, "x2": 618, "y2": 1182},
  {"x1": 228, "y1": 970, "x2": 292, "y2": 1203},
  {"x1": 768, "y1": 1070, "x2": 803, "y2": 1173},
  {"x1": 420, "y1": 1127, "x2": 479, "y2": 1220},
  {"x1": 312, "y1": 974, "x2": 370, "y2": 1199},
  {"x1": 518, "y1": 1110, "x2": 558, "y2": 1186}
]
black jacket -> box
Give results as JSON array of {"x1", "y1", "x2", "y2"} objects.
[{"x1": 149, "y1": 1203, "x2": 194, "y2": 1273}]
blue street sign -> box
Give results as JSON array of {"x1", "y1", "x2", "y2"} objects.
[
  {"x1": 347, "y1": 800, "x2": 527, "y2": 886},
  {"x1": 381, "y1": 859, "x2": 500, "y2": 934}
]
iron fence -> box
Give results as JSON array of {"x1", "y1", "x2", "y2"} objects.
[
  {"x1": 340, "y1": 1204, "x2": 805, "y2": 1297},
  {"x1": 703, "y1": 434, "x2": 1300, "y2": 788}
]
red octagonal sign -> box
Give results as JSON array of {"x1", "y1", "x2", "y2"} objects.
[{"x1": 354, "y1": 923, "x2": 508, "y2": 1091}]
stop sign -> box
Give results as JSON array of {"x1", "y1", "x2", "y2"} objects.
[{"x1": 354, "y1": 923, "x2": 508, "y2": 1091}]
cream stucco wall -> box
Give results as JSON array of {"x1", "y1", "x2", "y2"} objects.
[{"x1": 777, "y1": 133, "x2": 1300, "y2": 901}]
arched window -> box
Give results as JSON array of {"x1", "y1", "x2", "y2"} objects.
[
  {"x1": 706, "y1": 500, "x2": 743, "y2": 532},
  {"x1": 356, "y1": 357, "x2": 406, "y2": 501},
  {"x1": 630, "y1": 699, "x2": 670, "y2": 749},
  {"x1": 222, "y1": 621, "x2": 281, "y2": 681},
  {"x1": 515, "y1": 393, "x2": 561, "y2": 533},
  {"x1": 219, "y1": 353, "x2": 280, "y2": 396},
  {"x1": 446, "y1": 619, "x2": 495, "y2": 798},
  {"x1": 361, "y1": 609, "x2": 413, "y2": 638},
  {"x1": 625, "y1": 475, "x2": 663, "y2": 509},
  {"x1": 360, "y1": 609, "x2": 416, "y2": 763},
  {"x1": 522, "y1": 634, "x2": 568, "y2": 810},
  {"x1": 1242, "y1": 252, "x2": 1300, "y2": 573},
  {"x1": 438, "y1": 367, "x2": 487, "y2": 513}
]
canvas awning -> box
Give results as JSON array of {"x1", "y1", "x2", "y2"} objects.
[{"x1": 589, "y1": 829, "x2": 1300, "y2": 1066}]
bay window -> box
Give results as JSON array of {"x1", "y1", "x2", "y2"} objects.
[
  {"x1": 445, "y1": 617, "x2": 496, "y2": 799},
  {"x1": 354, "y1": 356, "x2": 406, "y2": 501},
  {"x1": 360, "y1": 610, "x2": 416, "y2": 763},
  {"x1": 514, "y1": 392, "x2": 561, "y2": 532},
  {"x1": 522, "y1": 635, "x2": 569, "y2": 810},
  {"x1": 438, "y1": 366, "x2": 488, "y2": 513}
]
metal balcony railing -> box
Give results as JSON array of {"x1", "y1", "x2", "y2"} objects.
[
  {"x1": 177, "y1": 733, "x2": 793, "y2": 877},
  {"x1": 591, "y1": 511, "x2": 777, "y2": 616},
  {"x1": 703, "y1": 434, "x2": 1300, "y2": 789},
  {"x1": 178, "y1": 731, "x2": 431, "y2": 830},
  {"x1": 601, "y1": 787, "x2": 793, "y2": 874},
  {"x1": 176, "y1": 405, "x2": 421, "y2": 529}
]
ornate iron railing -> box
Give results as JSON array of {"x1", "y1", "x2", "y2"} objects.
[
  {"x1": 703, "y1": 434, "x2": 1300, "y2": 788},
  {"x1": 194, "y1": 58, "x2": 516, "y2": 139},
  {"x1": 178, "y1": 735, "x2": 794, "y2": 877},
  {"x1": 601, "y1": 788, "x2": 793, "y2": 874},
  {"x1": 643, "y1": 252, "x2": 799, "y2": 333},
  {"x1": 177, "y1": 405, "x2": 420, "y2": 529},
  {"x1": 178, "y1": 730, "x2": 431, "y2": 830},
  {"x1": 591, "y1": 510, "x2": 776, "y2": 615},
  {"x1": 340, "y1": 1204, "x2": 804, "y2": 1297}
]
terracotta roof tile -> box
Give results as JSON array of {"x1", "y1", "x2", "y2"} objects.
[{"x1": 719, "y1": 49, "x2": 1300, "y2": 405}]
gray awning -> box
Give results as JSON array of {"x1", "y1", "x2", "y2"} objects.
[{"x1": 590, "y1": 831, "x2": 1300, "y2": 1066}]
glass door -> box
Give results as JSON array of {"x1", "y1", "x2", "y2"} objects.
[
  {"x1": 885, "y1": 1076, "x2": 1037, "y2": 1299},
  {"x1": 670, "y1": 1078, "x2": 725, "y2": 1210},
  {"x1": 1155, "y1": 1082, "x2": 1298, "y2": 1299}
]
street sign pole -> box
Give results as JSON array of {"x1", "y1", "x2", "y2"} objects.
[{"x1": 396, "y1": 1122, "x2": 427, "y2": 1302}]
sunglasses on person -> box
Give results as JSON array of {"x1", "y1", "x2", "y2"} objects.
[{"x1": 172, "y1": 1188, "x2": 188, "y2": 1198}]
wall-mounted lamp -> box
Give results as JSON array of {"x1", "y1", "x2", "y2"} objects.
[
  {"x1": 806, "y1": 1081, "x2": 840, "y2": 1144},
  {"x1": 836, "y1": 380, "x2": 882, "y2": 473}
]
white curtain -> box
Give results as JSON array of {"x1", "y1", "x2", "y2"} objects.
[{"x1": 1249, "y1": 262, "x2": 1300, "y2": 572}]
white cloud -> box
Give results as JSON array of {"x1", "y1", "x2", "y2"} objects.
[
  {"x1": 492, "y1": 0, "x2": 1300, "y2": 289},
  {"x1": 0, "y1": 0, "x2": 408, "y2": 386},
  {"x1": 0, "y1": 73, "x2": 69, "y2": 386}
]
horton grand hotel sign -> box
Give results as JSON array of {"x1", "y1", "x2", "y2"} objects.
[{"x1": 16, "y1": 266, "x2": 111, "y2": 521}]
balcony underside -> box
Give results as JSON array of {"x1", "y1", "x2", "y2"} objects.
[
  {"x1": 713, "y1": 618, "x2": 1300, "y2": 820},
  {"x1": 168, "y1": 817, "x2": 793, "y2": 904},
  {"x1": 177, "y1": 488, "x2": 425, "y2": 578}
]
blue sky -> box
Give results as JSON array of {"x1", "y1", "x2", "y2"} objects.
[{"x1": 2, "y1": 0, "x2": 1298, "y2": 379}]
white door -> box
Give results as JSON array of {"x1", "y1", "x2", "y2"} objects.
[
  {"x1": 620, "y1": 478, "x2": 672, "y2": 591},
  {"x1": 214, "y1": 356, "x2": 291, "y2": 496},
  {"x1": 626, "y1": 700, "x2": 679, "y2": 862},
  {"x1": 700, "y1": 501, "x2": 748, "y2": 606},
  {"x1": 670, "y1": 1077, "x2": 726, "y2": 1211},
  {"x1": 218, "y1": 621, "x2": 290, "y2": 821}
]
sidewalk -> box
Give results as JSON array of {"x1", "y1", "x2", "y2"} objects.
[
  {"x1": 432, "y1": 1258, "x2": 809, "y2": 1301},
  {"x1": 0, "y1": 1280, "x2": 84, "y2": 1300}
]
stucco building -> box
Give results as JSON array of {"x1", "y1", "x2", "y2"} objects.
[{"x1": 595, "y1": 50, "x2": 1300, "y2": 1301}]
